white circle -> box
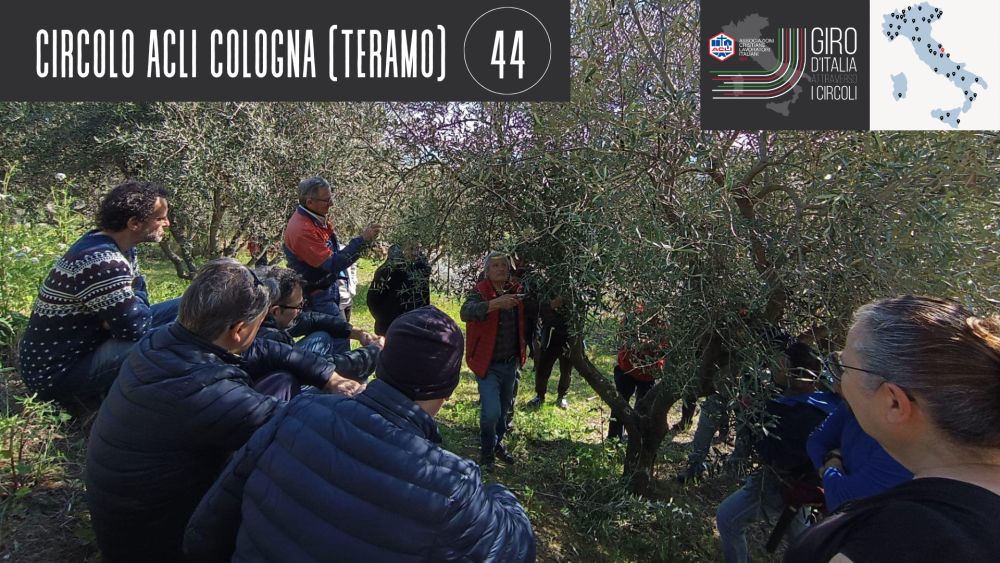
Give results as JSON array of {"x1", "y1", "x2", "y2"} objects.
[{"x1": 463, "y1": 6, "x2": 553, "y2": 96}]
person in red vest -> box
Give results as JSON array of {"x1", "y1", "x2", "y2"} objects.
[
  {"x1": 608, "y1": 306, "x2": 668, "y2": 440},
  {"x1": 460, "y1": 251, "x2": 527, "y2": 470}
]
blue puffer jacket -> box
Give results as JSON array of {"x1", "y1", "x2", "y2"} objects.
[
  {"x1": 184, "y1": 380, "x2": 537, "y2": 562},
  {"x1": 86, "y1": 322, "x2": 337, "y2": 563}
]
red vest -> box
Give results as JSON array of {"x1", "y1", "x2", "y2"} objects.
[{"x1": 465, "y1": 279, "x2": 526, "y2": 378}]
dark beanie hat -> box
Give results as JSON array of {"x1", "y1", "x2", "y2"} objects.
[{"x1": 377, "y1": 306, "x2": 465, "y2": 401}]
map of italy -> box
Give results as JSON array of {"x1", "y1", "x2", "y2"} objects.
[{"x1": 881, "y1": 2, "x2": 988, "y2": 128}]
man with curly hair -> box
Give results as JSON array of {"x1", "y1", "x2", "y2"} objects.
[{"x1": 18, "y1": 180, "x2": 179, "y2": 407}]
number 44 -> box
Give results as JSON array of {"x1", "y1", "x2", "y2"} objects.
[{"x1": 491, "y1": 30, "x2": 524, "y2": 79}]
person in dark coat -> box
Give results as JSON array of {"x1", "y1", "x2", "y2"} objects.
[
  {"x1": 184, "y1": 306, "x2": 536, "y2": 563},
  {"x1": 526, "y1": 295, "x2": 575, "y2": 409},
  {"x1": 86, "y1": 259, "x2": 366, "y2": 563},
  {"x1": 367, "y1": 243, "x2": 432, "y2": 335},
  {"x1": 251, "y1": 267, "x2": 382, "y2": 394}
]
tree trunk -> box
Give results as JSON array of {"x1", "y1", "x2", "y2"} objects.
[
  {"x1": 567, "y1": 339, "x2": 676, "y2": 495},
  {"x1": 158, "y1": 240, "x2": 194, "y2": 280},
  {"x1": 207, "y1": 187, "x2": 226, "y2": 257}
]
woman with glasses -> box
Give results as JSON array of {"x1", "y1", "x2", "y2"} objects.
[{"x1": 786, "y1": 295, "x2": 1000, "y2": 562}]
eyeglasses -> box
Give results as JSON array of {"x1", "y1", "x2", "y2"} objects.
[
  {"x1": 245, "y1": 267, "x2": 278, "y2": 300},
  {"x1": 822, "y1": 351, "x2": 917, "y2": 401},
  {"x1": 277, "y1": 301, "x2": 306, "y2": 311},
  {"x1": 822, "y1": 351, "x2": 885, "y2": 385},
  {"x1": 310, "y1": 197, "x2": 333, "y2": 204}
]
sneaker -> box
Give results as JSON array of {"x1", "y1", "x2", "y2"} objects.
[
  {"x1": 493, "y1": 445, "x2": 516, "y2": 465},
  {"x1": 525, "y1": 396, "x2": 544, "y2": 409},
  {"x1": 555, "y1": 395, "x2": 569, "y2": 410},
  {"x1": 674, "y1": 462, "x2": 707, "y2": 484}
]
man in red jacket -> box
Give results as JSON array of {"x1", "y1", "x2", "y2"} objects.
[{"x1": 460, "y1": 252, "x2": 527, "y2": 470}]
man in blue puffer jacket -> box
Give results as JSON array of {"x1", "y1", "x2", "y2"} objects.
[
  {"x1": 184, "y1": 305, "x2": 537, "y2": 562},
  {"x1": 86, "y1": 259, "x2": 367, "y2": 563}
]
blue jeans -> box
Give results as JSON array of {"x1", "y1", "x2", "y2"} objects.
[
  {"x1": 716, "y1": 470, "x2": 809, "y2": 563},
  {"x1": 306, "y1": 286, "x2": 350, "y2": 355},
  {"x1": 55, "y1": 298, "x2": 180, "y2": 404},
  {"x1": 477, "y1": 358, "x2": 519, "y2": 456}
]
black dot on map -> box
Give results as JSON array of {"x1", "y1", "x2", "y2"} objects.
[
  {"x1": 918, "y1": 37, "x2": 921, "y2": 41},
  {"x1": 911, "y1": 36, "x2": 915, "y2": 41},
  {"x1": 934, "y1": 67, "x2": 938, "y2": 72},
  {"x1": 946, "y1": 112, "x2": 950, "y2": 116},
  {"x1": 940, "y1": 116, "x2": 944, "y2": 120},
  {"x1": 915, "y1": 27, "x2": 919, "y2": 31},
  {"x1": 961, "y1": 77, "x2": 965, "y2": 80},
  {"x1": 898, "y1": 93, "x2": 902, "y2": 97},
  {"x1": 956, "y1": 65, "x2": 960, "y2": 69},
  {"x1": 975, "y1": 78, "x2": 979, "y2": 82},
  {"x1": 917, "y1": 5, "x2": 921, "y2": 9},
  {"x1": 970, "y1": 97, "x2": 974, "y2": 101},
  {"x1": 965, "y1": 90, "x2": 968, "y2": 94},
  {"x1": 947, "y1": 53, "x2": 950, "y2": 58},
  {"x1": 974, "y1": 92, "x2": 978, "y2": 96},
  {"x1": 957, "y1": 119, "x2": 960, "y2": 124}
]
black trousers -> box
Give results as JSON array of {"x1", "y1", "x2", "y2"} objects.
[
  {"x1": 534, "y1": 329, "x2": 573, "y2": 398},
  {"x1": 608, "y1": 366, "x2": 654, "y2": 440}
]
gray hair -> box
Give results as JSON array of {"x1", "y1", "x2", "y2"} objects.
[
  {"x1": 297, "y1": 176, "x2": 330, "y2": 207},
  {"x1": 851, "y1": 295, "x2": 1000, "y2": 449},
  {"x1": 178, "y1": 259, "x2": 279, "y2": 341}
]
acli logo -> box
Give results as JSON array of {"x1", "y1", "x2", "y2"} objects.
[{"x1": 708, "y1": 32, "x2": 735, "y2": 61}]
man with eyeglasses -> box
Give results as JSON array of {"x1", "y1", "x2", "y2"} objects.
[
  {"x1": 250, "y1": 267, "x2": 382, "y2": 394},
  {"x1": 283, "y1": 176, "x2": 381, "y2": 355},
  {"x1": 86, "y1": 259, "x2": 366, "y2": 563}
]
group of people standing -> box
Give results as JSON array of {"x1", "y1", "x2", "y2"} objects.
[{"x1": 15, "y1": 176, "x2": 1000, "y2": 562}]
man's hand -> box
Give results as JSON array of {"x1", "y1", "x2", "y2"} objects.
[
  {"x1": 361, "y1": 223, "x2": 382, "y2": 242},
  {"x1": 820, "y1": 449, "x2": 844, "y2": 477},
  {"x1": 324, "y1": 373, "x2": 365, "y2": 397},
  {"x1": 357, "y1": 331, "x2": 384, "y2": 348},
  {"x1": 489, "y1": 294, "x2": 521, "y2": 311}
]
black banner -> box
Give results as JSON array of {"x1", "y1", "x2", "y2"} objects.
[{"x1": 3, "y1": 0, "x2": 570, "y2": 101}]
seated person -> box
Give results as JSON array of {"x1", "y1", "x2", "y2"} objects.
[
  {"x1": 715, "y1": 342, "x2": 840, "y2": 563},
  {"x1": 257, "y1": 267, "x2": 381, "y2": 385},
  {"x1": 807, "y1": 361, "x2": 912, "y2": 512},
  {"x1": 184, "y1": 306, "x2": 536, "y2": 563},
  {"x1": 18, "y1": 180, "x2": 179, "y2": 407},
  {"x1": 367, "y1": 242, "x2": 431, "y2": 336},
  {"x1": 86, "y1": 259, "x2": 365, "y2": 563}
]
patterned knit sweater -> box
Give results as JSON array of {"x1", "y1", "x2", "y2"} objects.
[{"x1": 18, "y1": 230, "x2": 152, "y2": 394}]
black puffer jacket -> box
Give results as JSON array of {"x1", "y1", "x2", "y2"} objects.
[
  {"x1": 253, "y1": 312, "x2": 378, "y2": 381},
  {"x1": 255, "y1": 311, "x2": 352, "y2": 346},
  {"x1": 184, "y1": 381, "x2": 536, "y2": 562},
  {"x1": 85, "y1": 322, "x2": 337, "y2": 563}
]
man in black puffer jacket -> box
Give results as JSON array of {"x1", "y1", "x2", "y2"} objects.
[
  {"x1": 86, "y1": 259, "x2": 368, "y2": 563},
  {"x1": 184, "y1": 306, "x2": 536, "y2": 562},
  {"x1": 245, "y1": 267, "x2": 382, "y2": 398}
]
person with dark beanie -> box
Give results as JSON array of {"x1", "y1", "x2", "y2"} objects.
[{"x1": 184, "y1": 306, "x2": 537, "y2": 563}]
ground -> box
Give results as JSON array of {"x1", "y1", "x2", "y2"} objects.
[{"x1": 0, "y1": 257, "x2": 789, "y2": 562}]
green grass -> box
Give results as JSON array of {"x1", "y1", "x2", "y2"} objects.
[{"x1": 1, "y1": 254, "x2": 779, "y2": 562}]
